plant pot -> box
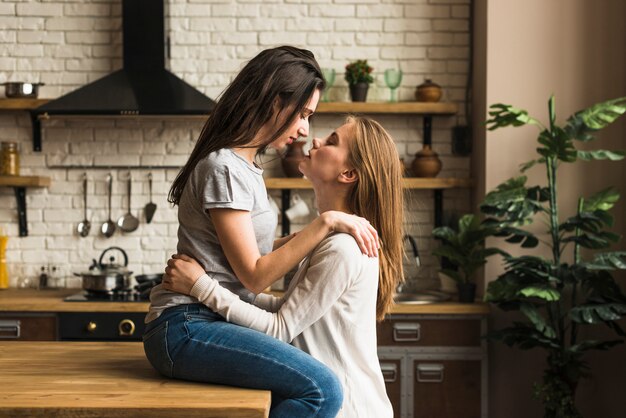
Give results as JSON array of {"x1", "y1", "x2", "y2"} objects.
[
  {"x1": 349, "y1": 82, "x2": 369, "y2": 102},
  {"x1": 281, "y1": 141, "x2": 306, "y2": 178},
  {"x1": 411, "y1": 144, "x2": 442, "y2": 177},
  {"x1": 456, "y1": 282, "x2": 476, "y2": 303}
]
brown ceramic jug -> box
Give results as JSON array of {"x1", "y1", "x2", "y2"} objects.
[
  {"x1": 281, "y1": 141, "x2": 306, "y2": 178},
  {"x1": 415, "y1": 79, "x2": 442, "y2": 103},
  {"x1": 411, "y1": 145, "x2": 442, "y2": 178}
]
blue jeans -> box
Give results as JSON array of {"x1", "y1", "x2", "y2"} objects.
[{"x1": 143, "y1": 304, "x2": 343, "y2": 418}]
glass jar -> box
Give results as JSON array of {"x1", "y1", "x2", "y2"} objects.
[{"x1": 0, "y1": 142, "x2": 20, "y2": 176}]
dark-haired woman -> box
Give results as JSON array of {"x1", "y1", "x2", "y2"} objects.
[
  {"x1": 163, "y1": 116, "x2": 404, "y2": 417},
  {"x1": 143, "y1": 46, "x2": 379, "y2": 418}
]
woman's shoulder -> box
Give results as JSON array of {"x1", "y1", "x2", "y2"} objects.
[
  {"x1": 316, "y1": 233, "x2": 373, "y2": 264},
  {"x1": 197, "y1": 148, "x2": 235, "y2": 170}
]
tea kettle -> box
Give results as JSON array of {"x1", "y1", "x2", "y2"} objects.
[{"x1": 74, "y1": 246, "x2": 133, "y2": 292}]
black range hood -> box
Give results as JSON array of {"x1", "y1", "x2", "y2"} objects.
[{"x1": 32, "y1": 0, "x2": 215, "y2": 150}]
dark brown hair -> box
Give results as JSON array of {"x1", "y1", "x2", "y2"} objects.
[{"x1": 169, "y1": 46, "x2": 325, "y2": 205}]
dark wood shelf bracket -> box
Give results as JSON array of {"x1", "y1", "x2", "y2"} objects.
[
  {"x1": 423, "y1": 115, "x2": 433, "y2": 147},
  {"x1": 281, "y1": 189, "x2": 291, "y2": 237},
  {"x1": 14, "y1": 187, "x2": 28, "y2": 237},
  {"x1": 29, "y1": 111, "x2": 42, "y2": 152},
  {"x1": 434, "y1": 189, "x2": 443, "y2": 228}
]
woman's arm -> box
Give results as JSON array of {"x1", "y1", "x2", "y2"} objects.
[
  {"x1": 211, "y1": 209, "x2": 377, "y2": 294},
  {"x1": 163, "y1": 237, "x2": 360, "y2": 342},
  {"x1": 273, "y1": 232, "x2": 297, "y2": 251}
]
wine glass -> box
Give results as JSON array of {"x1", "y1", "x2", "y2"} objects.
[
  {"x1": 321, "y1": 68, "x2": 336, "y2": 102},
  {"x1": 384, "y1": 68, "x2": 403, "y2": 102}
]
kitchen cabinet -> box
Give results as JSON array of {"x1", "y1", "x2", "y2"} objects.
[
  {"x1": 0, "y1": 313, "x2": 57, "y2": 340},
  {"x1": 378, "y1": 314, "x2": 487, "y2": 418}
]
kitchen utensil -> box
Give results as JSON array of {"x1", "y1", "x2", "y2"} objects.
[
  {"x1": 144, "y1": 173, "x2": 157, "y2": 224},
  {"x1": 2, "y1": 82, "x2": 45, "y2": 98},
  {"x1": 135, "y1": 273, "x2": 162, "y2": 284},
  {"x1": 76, "y1": 173, "x2": 91, "y2": 237},
  {"x1": 134, "y1": 273, "x2": 162, "y2": 300},
  {"x1": 73, "y1": 246, "x2": 133, "y2": 292},
  {"x1": 101, "y1": 174, "x2": 116, "y2": 238},
  {"x1": 117, "y1": 174, "x2": 139, "y2": 233}
]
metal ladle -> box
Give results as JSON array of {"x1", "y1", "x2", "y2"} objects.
[
  {"x1": 101, "y1": 173, "x2": 116, "y2": 238},
  {"x1": 117, "y1": 173, "x2": 139, "y2": 233},
  {"x1": 76, "y1": 173, "x2": 91, "y2": 237}
]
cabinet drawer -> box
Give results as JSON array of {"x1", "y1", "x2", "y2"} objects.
[
  {"x1": 0, "y1": 314, "x2": 57, "y2": 341},
  {"x1": 379, "y1": 358, "x2": 402, "y2": 418},
  {"x1": 413, "y1": 359, "x2": 481, "y2": 418},
  {"x1": 378, "y1": 317, "x2": 481, "y2": 347}
]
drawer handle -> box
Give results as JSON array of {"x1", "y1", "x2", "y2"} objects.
[
  {"x1": 392, "y1": 323, "x2": 420, "y2": 342},
  {"x1": 0, "y1": 319, "x2": 21, "y2": 339},
  {"x1": 416, "y1": 363, "x2": 444, "y2": 383},
  {"x1": 380, "y1": 363, "x2": 398, "y2": 383},
  {"x1": 119, "y1": 319, "x2": 136, "y2": 337}
]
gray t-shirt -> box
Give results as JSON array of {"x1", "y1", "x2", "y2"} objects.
[{"x1": 146, "y1": 148, "x2": 277, "y2": 323}]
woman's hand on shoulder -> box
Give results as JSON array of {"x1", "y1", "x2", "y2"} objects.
[
  {"x1": 321, "y1": 211, "x2": 380, "y2": 257},
  {"x1": 162, "y1": 254, "x2": 206, "y2": 296}
]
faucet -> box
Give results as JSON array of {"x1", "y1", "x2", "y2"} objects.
[
  {"x1": 397, "y1": 235, "x2": 421, "y2": 294},
  {"x1": 403, "y1": 235, "x2": 421, "y2": 268}
]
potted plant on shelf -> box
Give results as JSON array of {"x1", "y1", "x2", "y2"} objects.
[
  {"x1": 431, "y1": 213, "x2": 502, "y2": 302},
  {"x1": 344, "y1": 59, "x2": 374, "y2": 102},
  {"x1": 482, "y1": 95, "x2": 626, "y2": 417}
]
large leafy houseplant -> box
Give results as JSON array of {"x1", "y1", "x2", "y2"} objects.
[
  {"x1": 432, "y1": 214, "x2": 502, "y2": 301},
  {"x1": 482, "y1": 96, "x2": 626, "y2": 417}
]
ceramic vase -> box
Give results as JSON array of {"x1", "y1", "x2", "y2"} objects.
[
  {"x1": 281, "y1": 141, "x2": 306, "y2": 178},
  {"x1": 349, "y1": 82, "x2": 369, "y2": 102},
  {"x1": 411, "y1": 145, "x2": 442, "y2": 178},
  {"x1": 415, "y1": 79, "x2": 442, "y2": 102}
]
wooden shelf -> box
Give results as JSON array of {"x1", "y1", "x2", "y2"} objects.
[
  {"x1": 0, "y1": 99, "x2": 457, "y2": 115},
  {"x1": 0, "y1": 175, "x2": 51, "y2": 187},
  {"x1": 0, "y1": 175, "x2": 51, "y2": 237},
  {"x1": 316, "y1": 101, "x2": 457, "y2": 114},
  {"x1": 0, "y1": 98, "x2": 49, "y2": 110},
  {"x1": 265, "y1": 177, "x2": 472, "y2": 190}
]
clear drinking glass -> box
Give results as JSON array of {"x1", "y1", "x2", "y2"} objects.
[
  {"x1": 321, "y1": 68, "x2": 336, "y2": 102},
  {"x1": 384, "y1": 68, "x2": 403, "y2": 102}
]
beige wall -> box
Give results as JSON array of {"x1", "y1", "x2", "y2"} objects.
[{"x1": 474, "y1": 0, "x2": 626, "y2": 416}]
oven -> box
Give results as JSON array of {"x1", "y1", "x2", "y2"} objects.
[
  {"x1": 60, "y1": 289, "x2": 151, "y2": 341},
  {"x1": 58, "y1": 311, "x2": 147, "y2": 341}
]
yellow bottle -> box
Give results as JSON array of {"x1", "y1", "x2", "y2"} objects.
[{"x1": 0, "y1": 234, "x2": 8, "y2": 289}]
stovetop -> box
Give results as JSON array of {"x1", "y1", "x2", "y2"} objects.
[{"x1": 64, "y1": 290, "x2": 148, "y2": 302}]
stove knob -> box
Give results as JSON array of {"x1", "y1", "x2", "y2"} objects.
[
  {"x1": 118, "y1": 319, "x2": 136, "y2": 337},
  {"x1": 86, "y1": 322, "x2": 97, "y2": 333}
]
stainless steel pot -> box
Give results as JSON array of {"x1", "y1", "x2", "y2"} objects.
[
  {"x1": 74, "y1": 246, "x2": 133, "y2": 292},
  {"x1": 3, "y1": 82, "x2": 45, "y2": 98}
]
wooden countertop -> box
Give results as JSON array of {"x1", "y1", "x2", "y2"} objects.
[
  {"x1": 0, "y1": 288, "x2": 490, "y2": 315},
  {"x1": 0, "y1": 342, "x2": 270, "y2": 418}
]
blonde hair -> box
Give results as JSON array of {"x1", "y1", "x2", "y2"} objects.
[{"x1": 346, "y1": 116, "x2": 404, "y2": 321}]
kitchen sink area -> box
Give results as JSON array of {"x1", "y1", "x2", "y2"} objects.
[{"x1": 394, "y1": 290, "x2": 452, "y2": 305}]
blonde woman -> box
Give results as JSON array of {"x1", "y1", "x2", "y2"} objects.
[{"x1": 164, "y1": 116, "x2": 404, "y2": 418}]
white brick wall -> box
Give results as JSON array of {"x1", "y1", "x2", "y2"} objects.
[{"x1": 0, "y1": 0, "x2": 470, "y2": 289}]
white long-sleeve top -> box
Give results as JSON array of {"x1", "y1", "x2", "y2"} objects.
[{"x1": 190, "y1": 233, "x2": 393, "y2": 418}]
